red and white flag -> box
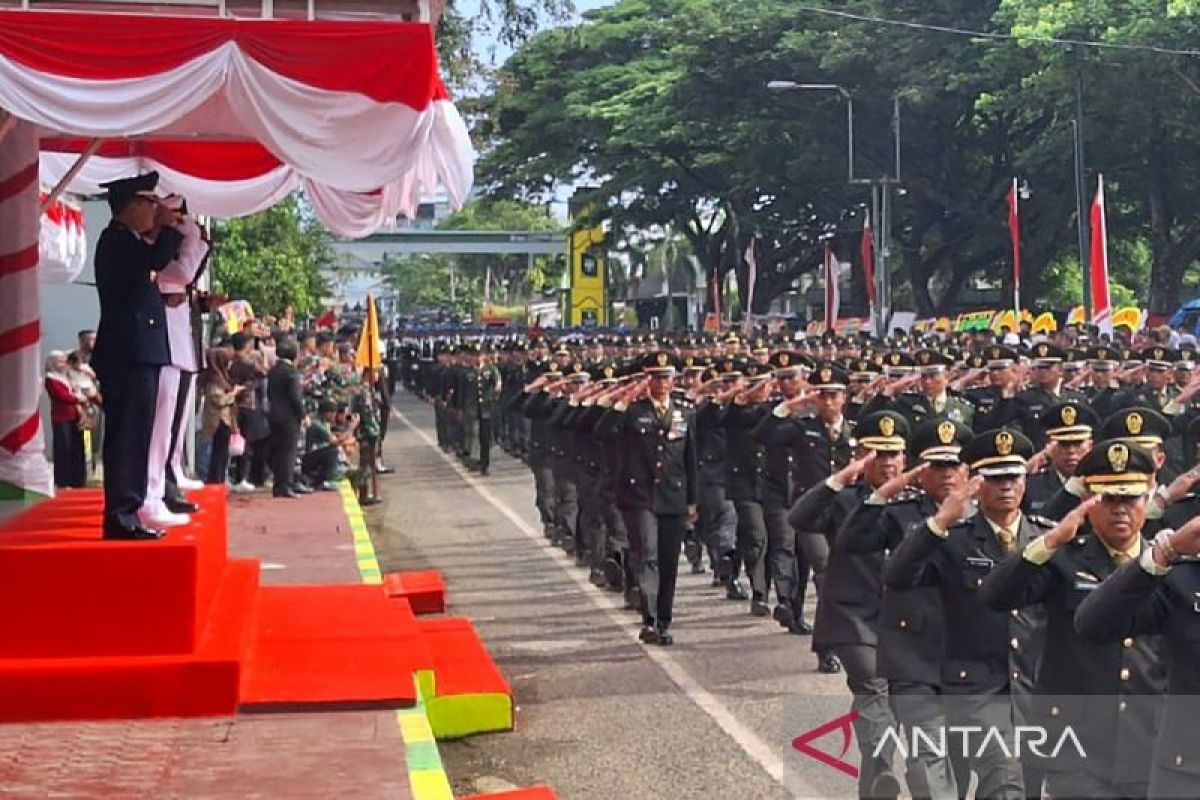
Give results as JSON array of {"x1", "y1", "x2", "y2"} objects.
[
  {"x1": 1007, "y1": 178, "x2": 1021, "y2": 315},
  {"x1": 742, "y1": 239, "x2": 758, "y2": 336},
  {"x1": 824, "y1": 242, "x2": 840, "y2": 333},
  {"x1": 860, "y1": 212, "x2": 876, "y2": 311},
  {"x1": 1089, "y1": 175, "x2": 1112, "y2": 335}
]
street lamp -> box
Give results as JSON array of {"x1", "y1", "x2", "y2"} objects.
[{"x1": 767, "y1": 80, "x2": 905, "y2": 337}]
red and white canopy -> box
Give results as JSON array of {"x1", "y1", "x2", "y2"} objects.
[{"x1": 0, "y1": 10, "x2": 474, "y2": 235}]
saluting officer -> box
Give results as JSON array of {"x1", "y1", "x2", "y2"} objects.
[
  {"x1": 92, "y1": 172, "x2": 186, "y2": 541},
  {"x1": 839, "y1": 418, "x2": 974, "y2": 800},
  {"x1": 1022, "y1": 401, "x2": 1099, "y2": 516},
  {"x1": 981, "y1": 441, "x2": 1167, "y2": 799},
  {"x1": 884, "y1": 429, "x2": 1051, "y2": 799},
  {"x1": 596, "y1": 350, "x2": 698, "y2": 645},
  {"x1": 1075, "y1": 480, "x2": 1200, "y2": 798},
  {"x1": 787, "y1": 410, "x2": 911, "y2": 799},
  {"x1": 1016, "y1": 343, "x2": 1086, "y2": 450}
]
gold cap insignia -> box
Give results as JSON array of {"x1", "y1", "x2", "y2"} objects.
[
  {"x1": 1108, "y1": 443, "x2": 1129, "y2": 473},
  {"x1": 937, "y1": 421, "x2": 956, "y2": 445},
  {"x1": 684, "y1": 356, "x2": 695, "y2": 367},
  {"x1": 1127, "y1": 412, "x2": 1144, "y2": 435},
  {"x1": 996, "y1": 431, "x2": 1014, "y2": 456},
  {"x1": 1154, "y1": 348, "x2": 1165, "y2": 360},
  {"x1": 917, "y1": 352, "x2": 930, "y2": 364},
  {"x1": 819, "y1": 367, "x2": 832, "y2": 383},
  {"x1": 779, "y1": 353, "x2": 790, "y2": 366},
  {"x1": 889, "y1": 354, "x2": 901, "y2": 365},
  {"x1": 880, "y1": 416, "x2": 896, "y2": 437},
  {"x1": 604, "y1": 366, "x2": 615, "y2": 378},
  {"x1": 1037, "y1": 344, "x2": 1049, "y2": 357},
  {"x1": 657, "y1": 352, "x2": 669, "y2": 367},
  {"x1": 1061, "y1": 406, "x2": 1077, "y2": 426},
  {"x1": 990, "y1": 347, "x2": 1000, "y2": 359}
]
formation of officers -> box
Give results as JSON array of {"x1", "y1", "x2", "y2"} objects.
[{"x1": 402, "y1": 327, "x2": 1200, "y2": 800}]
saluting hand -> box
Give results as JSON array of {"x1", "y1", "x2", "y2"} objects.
[
  {"x1": 1042, "y1": 494, "x2": 1100, "y2": 550},
  {"x1": 932, "y1": 475, "x2": 983, "y2": 530},
  {"x1": 833, "y1": 451, "x2": 875, "y2": 487},
  {"x1": 1026, "y1": 442, "x2": 1054, "y2": 474},
  {"x1": 1167, "y1": 515, "x2": 1200, "y2": 558},
  {"x1": 877, "y1": 462, "x2": 928, "y2": 501},
  {"x1": 1164, "y1": 465, "x2": 1200, "y2": 504}
]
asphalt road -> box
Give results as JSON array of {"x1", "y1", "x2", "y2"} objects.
[{"x1": 366, "y1": 391, "x2": 860, "y2": 800}]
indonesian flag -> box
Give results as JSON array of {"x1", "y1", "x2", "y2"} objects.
[
  {"x1": 742, "y1": 239, "x2": 758, "y2": 336},
  {"x1": 860, "y1": 212, "x2": 876, "y2": 310},
  {"x1": 825, "y1": 242, "x2": 840, "y2": 333},
  {"x1": 1007, "y1": 178, "x2": 1021, "y2": 315},
  {"x1": 1090, "y1": 175, "x2": 1112, "y2": 335},
  {"x1": 315, "y1": 309, "x2": 338, "y2": 330}
]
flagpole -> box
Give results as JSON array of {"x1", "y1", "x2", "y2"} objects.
[{"x1": 1009, "y1": 177, "x2": 1021, "y2": 317}]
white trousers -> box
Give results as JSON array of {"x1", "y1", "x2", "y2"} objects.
[
  {"x1": 168, "y1": 371, "x2": 196, "y2": 481},
  {"x1": 144, "y1": 365, "x2": 181, "y2": 511}
]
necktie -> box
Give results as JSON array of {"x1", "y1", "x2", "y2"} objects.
[
  {"x1": 1112, "y1": 551, "x2": 1132, "y2": 567},
  {"x1": 997, "y1": 527, "x2": 1017, "y2": 554},
  {"x1": 934, "y1": 397, "x2": 945, "y2": 414}
]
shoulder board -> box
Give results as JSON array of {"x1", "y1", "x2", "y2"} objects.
[
  {"x1": 1027, "y1": 515, "x2": 1056, "y2": 529},
  {"x1": 888, "y1": 489, "x2": 922, "y2": 505}
]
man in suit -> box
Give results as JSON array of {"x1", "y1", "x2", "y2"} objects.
[
  {"x1": 981, "y1": 441, "x2": 1167, "y2": 799},
  {"x1": 267, "y1": 339, "x2": 307, "y2": 498},
  {"x1": 596, "y1": 350, "x2": 697, "y2": 646},
  {"x1": 92, "y1": 172, "x2": 185, "y2": 541},
  {"x1": 884, "y1": 428, "x2": 1051, "y2": 799}
]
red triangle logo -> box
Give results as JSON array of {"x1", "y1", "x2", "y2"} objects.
[{"x1": 791, "y1": 710, "x2": 860, "y2": 779}]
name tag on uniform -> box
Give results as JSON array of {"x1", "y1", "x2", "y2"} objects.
[
  {"x1": 966, "y1": 556, "x2": 994, "y2": 569},
  {"x1": 804, "y1": 429, "x2": 824, "y2": 438},
  {"x1": 668, "y1": 410, "x2": 688, "y2": 440}
]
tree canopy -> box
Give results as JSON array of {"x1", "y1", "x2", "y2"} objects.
[
  {"x1": 476, "y1": 0, "x2": 1200, "y2": 318},
  {"x1": 210, "y1": 196, "x2": 332, "y2": 318}
]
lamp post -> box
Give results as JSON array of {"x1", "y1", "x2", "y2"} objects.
[{"x1": 767, "y1": 81, "x2": 903, "y2": 337}]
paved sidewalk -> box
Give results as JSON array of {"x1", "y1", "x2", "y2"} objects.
[{"x1": 0, "y1": 487, "x2": 415, "y2": 800}]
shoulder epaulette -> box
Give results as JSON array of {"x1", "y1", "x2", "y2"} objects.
[
  {"x1": 1028, "y1": 515, "x2": 1056, "y2": 528},
  {"x1": 889, "y1": 488, "x2": 922, "y2": 505}
]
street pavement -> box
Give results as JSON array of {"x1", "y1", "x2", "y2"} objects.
[{"x1": 367, "y1": 392, "x2": 861, "y2": 800}]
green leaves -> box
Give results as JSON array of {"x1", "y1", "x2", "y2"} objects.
[{"x1": 210, "y1": 196, "x2": 332, "y2": 317}]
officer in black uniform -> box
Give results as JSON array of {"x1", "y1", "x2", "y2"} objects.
[
  {"x1": 1075, "y1": 479, "x2": 1200, "y2": 798},
  {"x1": 839, "y1": 418, "x2": 973, "y2": 800},
  {"x1": 884, "y1": 429, "x2": 1051, "y2": 799},
  {"x1": 692, "y1": 360, "x2": 746, "y2": 598},
  {"x1": 596, "y1": 350, "x2": 697, "y2": 645},
  {"x1": 91, "y1": 172, "x2": 185, "y2": 541},
  {"x1": 1022, "y1": 401, "x2": 1099, "y2": 516},
  {"x1": 1016, "y1": 343, "x2": 1086, "y2": 450},
  {"x1": 787, "y1": 410, "x2": 911, "y2": 799},
  {"x1": 982, "y1": 441, "x2": 1167, "y2": 799}
]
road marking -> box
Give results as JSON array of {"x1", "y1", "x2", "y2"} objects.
[{"x1": 392, "y1": 404, "x2": 805, "y2": 794}]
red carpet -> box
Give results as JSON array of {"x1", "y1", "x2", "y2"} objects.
[
  {"x1": 0, "y1": 487, "x2": 514, "y2": 726},
  {"x1": 461, "y1": 788, "x2": 558, "y2": 800},
  {"x1": 383, "y1": 569, "x2": 446, "y2": 614}
]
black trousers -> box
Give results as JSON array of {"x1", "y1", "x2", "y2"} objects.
[
  {"x1": 302, "y1": 446, "x2": 339, "y2": 487},
  {"x1": 633, "y1": 510, "x2": 685, "y2": 629},
  {"x1": 96, "y1": 363, "x2": 159, "y2": 530},
  {"x1": 478, "y1": 416, "x2": 492, "y2": 471},
  {"x1": 270, "y1": 419, "x2": 300, "y2": 493},
  {"x1": 206, "y1": 423, "x2": 231, "y2": 484},
  {"x1": 51, "y1": 420, "x2": 86, "y2": 488}
]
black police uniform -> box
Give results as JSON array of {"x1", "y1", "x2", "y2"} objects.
[{"x1": 92, "y1": 173, "x2": 185, "y2": 539}]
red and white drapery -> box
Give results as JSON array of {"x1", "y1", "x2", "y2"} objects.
[
  {"x1": 0, "y1": 10, "x2": 475, "y2": 495},
  {"x1": 0, "y1": 11, "x2": 475, "y2": 235},
  {"x1": 39, "y1": 192, "x2": 86, "y2": 284}
]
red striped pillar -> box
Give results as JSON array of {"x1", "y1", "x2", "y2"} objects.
[{"x1": 0, "y1": 118, "x2": 52, "y2": 498}]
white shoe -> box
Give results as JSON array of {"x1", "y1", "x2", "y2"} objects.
[
  {"x1": 176, "y1": 476, "x2": 204, "y2": 491},
  {"x1": 232, "y1": 481, "x2": 256, "y2": 494},
  {"x1": 139, "y1": 505, "x2": 191, "y2": 528}
]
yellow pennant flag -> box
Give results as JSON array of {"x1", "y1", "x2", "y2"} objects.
[{"x1": 355, "y1": 293, "x2": 383, "y2": 371}]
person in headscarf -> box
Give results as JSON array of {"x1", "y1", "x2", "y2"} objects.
[
  {"x1": 44, "y1": 350, "x2": 87, "y2": 488},
  {"x1": 200, "y1": 347, "x2": 243, "y2": 485}
]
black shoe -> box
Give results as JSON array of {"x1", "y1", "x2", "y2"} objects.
[
  {"x1": 574, "y1": 551, "x2": 589, "y2": 568},
  {"x1": 273, "y1": 489, "x2": 299, "y2": 499},
  {"x1": 818, "y1": 651, "x2": 843, "y2": 674},
  {"x1": 588, "y1": 570, "x2": 608, "y2": 588},
  {"x1": 750, "y1": 598, "x2": 771, "y2": 617},
  {"x1": 726, "y1": 580, "x2": 749, "y2": 601},
  {"x1": 602, "y1": 556, "x2": 624, "y2": 589},
  {"x1": 711, "y1": 575, "x2": 724, "y2": 587},
  {"x1": 716, "y1": 554, "x2": 734, "y2": 581},
  {"x1": 164, "y1": 498, "x2": 199, "y2": 514},
  {"x1": 773, "y1": 603, "x2": 795, "y2": 629},
  {"x1": 868, "y1": 771, "x2": 902, "y2": 800},
  {"x1": 683, "y1": 539, "x2": 702, "y2": 565},
  {"x1": 376, "y1": 465, "x2": 396, "y2": 475},
  {"x1": 360, "y1": 496, "x2": 382, "y2": 507},
  {"x1": 317, "y1": 482, "x2": 338, "y2": 492},
  {"x1": 638, "y1": 625, "x2": 659, "y2": 645},
  {"x1": 690, "y1": 560, "x2": 706, "y2": 574},
  {"x1": 624, "y1": 588, "x2": 642, "y2": 612},
  {"x1": 656, "y1": 628, "x2": 674, "y2": 646},
  {"x1": 560, "y1": 537, "x2": 576, "y2": 556},
  {"x1": 103, "y1": 523, "x2": 165, "y2": 541},
  {"x1": 788, "y1": 618, "x2": 814, "y2": 636}
]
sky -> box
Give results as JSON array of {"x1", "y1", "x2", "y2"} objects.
[{"x1": 466, "y1": 0, "x2": 613, "y2": 67}]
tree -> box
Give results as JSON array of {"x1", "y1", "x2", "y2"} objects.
[{"x1": 210, "y1": 195, "x2": 332, "y2": 317}]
